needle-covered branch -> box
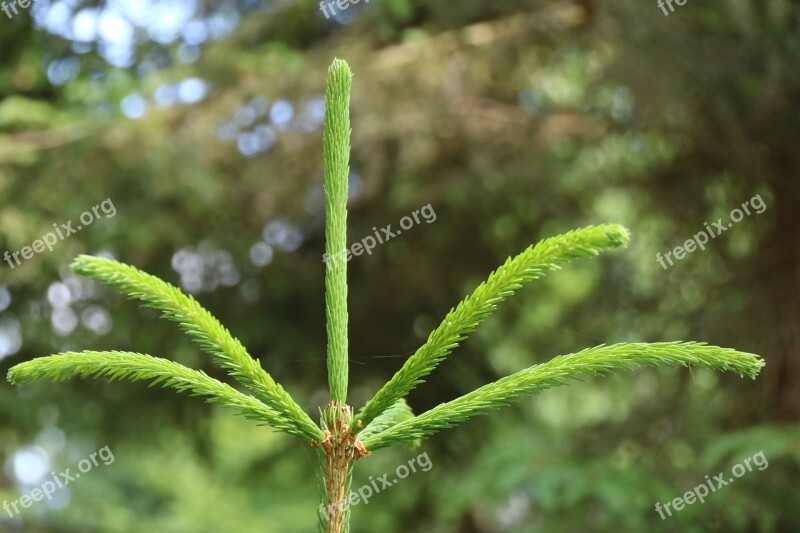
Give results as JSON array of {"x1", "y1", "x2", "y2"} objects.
[
  {"x1": 323, "y1": 58, "x2": 352, "y2": 404},
  {"x1": 362, "y1": 342, "x2": 765, "y2": 450},
  {"x1": 354, "y1": 224, "x2": 630, "y2": 431},
  {"x1": 71, "y1": 255, "x2": 323, "y2": 442},
  {"x1": 358, "y1": 399, "x2": 418, "y2": 449},
  {"x1": 6, "y1": 351, "x2": 304, "y2": 434}
]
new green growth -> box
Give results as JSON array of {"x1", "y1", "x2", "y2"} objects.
[{"x1": 7, "y1": 58, "x2": 764, "y2": 533}]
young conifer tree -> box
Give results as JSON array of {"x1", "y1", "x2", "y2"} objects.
[{"x1": 7, "y1": 59, "x2": 764, "y2": 532}]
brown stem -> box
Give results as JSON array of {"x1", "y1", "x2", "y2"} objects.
[{"x1": 314, "y1": 402, "x2": 370, "y2": 533}]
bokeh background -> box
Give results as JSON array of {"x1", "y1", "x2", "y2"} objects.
[{"x1": 1, "y1": 0, "x2": 799, "y2": 531}]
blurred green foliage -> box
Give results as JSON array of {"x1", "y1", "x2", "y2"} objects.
[{"x1": 1, "y1": 0, "x2": 799, "y2": 531}]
